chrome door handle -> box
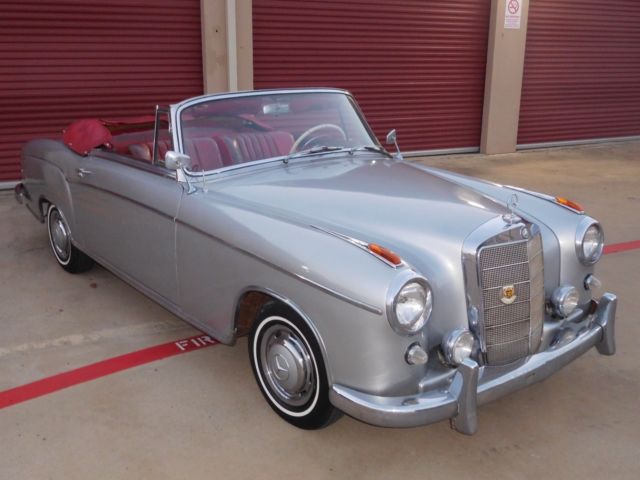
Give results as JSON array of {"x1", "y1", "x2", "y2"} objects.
[{"x1": 76, "y1": 168, "x2": 93, "y2": 178}]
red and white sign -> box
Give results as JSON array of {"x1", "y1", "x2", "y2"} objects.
[{"x1": 505, "y1": 0, "x2": 522, "y2": 29}]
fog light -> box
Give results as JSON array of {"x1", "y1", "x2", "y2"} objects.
[
  {"x1": 442, "y1": 329, "x2": 475, "y2": 366},
  {"x1": 405, "y1": 343, "x2": 428, "y2": 365},
  {"x1": 551, "y1": 285, "x2": 579, "y2": 317}
]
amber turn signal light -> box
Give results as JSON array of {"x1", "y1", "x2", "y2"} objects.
[
  {"x1": 555, "y1": 197, "x2": 584, "y2": 213},
  {"x1": 368, "y1": 243, "x2": 402, "y2": 266}
]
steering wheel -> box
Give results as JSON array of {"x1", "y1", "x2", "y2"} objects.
[{"x1": 289, "y1": 124, "x2": 347, "y2": 153}]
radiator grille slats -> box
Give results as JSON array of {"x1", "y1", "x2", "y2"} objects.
[
  {"x1": 481, "y1": 263, "x2": 530, "y2": 289},
  {"x1": 484, "y1": 337, "x2": 531, "y2": 366},
  {"x1": 477, "y1": 234, "x2": 544, "y2": 365},
  {"x1": 484, "y1": 319, "x2": 531, "y2": 344}
]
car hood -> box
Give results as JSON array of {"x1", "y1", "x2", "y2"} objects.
[{"x1": 205, "y1": 155, "x2": 511, "y2": 272}]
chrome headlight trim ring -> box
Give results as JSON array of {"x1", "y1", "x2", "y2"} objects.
[
  {"x1": 575, "y1": 217, "x2": 604, "y2": 265},
  {"x1": 385, "y1": 270, "x2": 433, "y2": 336}
]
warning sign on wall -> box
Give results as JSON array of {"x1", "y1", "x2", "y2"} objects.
[{"x1": 504, "y1": 0, "x2": 522, "y2": 29}]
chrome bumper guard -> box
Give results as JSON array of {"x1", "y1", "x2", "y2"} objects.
[{"x1": 330, "y1": 293, "x2": 617, "y2": 435}]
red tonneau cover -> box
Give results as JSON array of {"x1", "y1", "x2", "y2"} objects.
[{"x1": 62, "y1": 116, "x2": 161, "y2": 155}]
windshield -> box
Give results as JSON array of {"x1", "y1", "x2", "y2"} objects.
[{"x1": 179, "y1": 91, "x2": 380, "y2": 172}]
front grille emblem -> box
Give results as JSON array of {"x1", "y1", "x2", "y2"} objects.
[{"x1": 500, "y1": 284, "x2": 517, "y2": 304}]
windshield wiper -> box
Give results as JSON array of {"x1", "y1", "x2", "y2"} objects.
[
  {"x1": 283, "y1": 145, "x2": 348, "y2": 163},
  {"x1": 348, "y1": 145, "x2": 392, "y2": 157},
  {"x1": 283, "y1": 145, "x2": 391, "y2": 164}
]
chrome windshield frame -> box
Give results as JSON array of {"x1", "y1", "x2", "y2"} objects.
[{"x1": 170, "y1": 88, "x2": 383, "y2": 176}]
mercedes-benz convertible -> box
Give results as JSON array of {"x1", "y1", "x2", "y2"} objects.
[{"x1": 15, "y1": 88, "x2": 616, "y2": 434}]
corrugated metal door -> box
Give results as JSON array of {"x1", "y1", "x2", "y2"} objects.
[
  {"x1": 519, "y1": 0, "x2": 640, "y2": 145},
  {"x1": 253, "y1": 0, "x2": 491, "y2": 153},
  {"x1": 0, "y1": 0, "x2": 203, "y2": 182}
]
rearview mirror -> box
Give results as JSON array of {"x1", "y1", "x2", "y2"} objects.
[{"x1": 165, "y1": 151, "x2": 191, "y2": 171}]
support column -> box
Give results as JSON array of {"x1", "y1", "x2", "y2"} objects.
[
  {"x1": 200, "y1": 0, "x2": 253, "y2": 94},
  {"x1": 480, "y1": 0, "x2": 530, "y2": 154},
  {"x1": 236, "y1": 0, "x2": 254, "y2": 91}
]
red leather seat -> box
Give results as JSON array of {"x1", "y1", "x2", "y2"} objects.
[
  {"x1": 216, "y1": 131, "x2": 294, "y2": 164},
  {"x1": 151, "y1": 140, "x2": 171, "y2": 160},
  {"x1": 127, "y1": 140, "x2": 171, "y2": 163},
  {"x1": 184, "y1": 137, "x2": 224, "y2": 171}
]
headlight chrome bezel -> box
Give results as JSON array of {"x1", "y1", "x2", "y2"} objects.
[
  {"x1": 575, "y1": 217, "x2": 604, "y2": 265},
  {"x1": 386, "y1": 271, "x2": 433, "y2": 336}
]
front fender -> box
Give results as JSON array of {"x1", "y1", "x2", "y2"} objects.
[{"x1": 176, "y1": 195, "x2": 429, "y2": 394}]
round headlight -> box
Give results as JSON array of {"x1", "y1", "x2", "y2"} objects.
[
  {"x1": 551, "y1": 285, "x2": 580, "y2": 317},
  {"x1": 388, "y1": 278, "x2": 433, "y2": 335},
  {"x1": 576, "y1": 219, "x2": 604, "y2": 265},
  {"x1": 442, "y1": 329, "x2": 475, "y2": 366}
]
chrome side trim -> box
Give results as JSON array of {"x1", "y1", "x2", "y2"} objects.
[
  {"x1": 70, "y1": 182, "x2": 175, "y2": 221},
  {"x1": 177, "y1": 220, "x2": 383, "y2": 315},
  {"x1": 92, "y1": 151, "x2": 176, "y2": 179}
]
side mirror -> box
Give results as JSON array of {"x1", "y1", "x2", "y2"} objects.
[
  {"x1": 165, "y1": 150, "x2": 196, "y2": 193},
  {"x1": 386, "y1": 129, "x2": 397, "y2": 146},
  {"x1": 385, "y1": 129, "x2": 403, "y2": 161},
  {"x1": 165, "y1": 151, "x2": 191, "y2": 171}
]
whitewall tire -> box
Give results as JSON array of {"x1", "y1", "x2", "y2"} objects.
[
  {"x1": 46, "y1": 204, "x2": 94, "y2": 273},
  {"x1": 249, "y1": 302, "x2": 340, "y2": 429}
]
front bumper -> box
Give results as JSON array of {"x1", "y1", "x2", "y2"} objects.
[{"x1": 330, "y1": 292, "x2": 617, "y2": 435}]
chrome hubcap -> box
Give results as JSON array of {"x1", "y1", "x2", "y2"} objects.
[
  {"x1": 260, "y1": 323, "x2": 315, "y2": 407},
  {"x1": 49, "y1": 210, "x2": 71, "y2": 262}
]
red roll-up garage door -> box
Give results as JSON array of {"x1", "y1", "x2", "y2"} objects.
[
  {"x1": 518, "y1": 0, "x2": 640, "y2": 145},
  {"x1": 0, "y1": 0, "x2": 203, "y2": 182},
  {"x1": 253, "y1": 0, "x2": 491, "y2": 153}
]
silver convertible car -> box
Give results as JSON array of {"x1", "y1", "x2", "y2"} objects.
[{"x1": 15, "y1": 88, "x2": 616, "y2": 434}]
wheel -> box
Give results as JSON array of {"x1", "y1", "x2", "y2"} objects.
[
  {"x1": 249, "y1": 302, "x2": 341, "y2": 429},
  {"x1": 46, "y1": 204, "x2": 94, "y2": 273},
  {"x1": 289, "y1": 124, "x2": 347, "y2": 153}
]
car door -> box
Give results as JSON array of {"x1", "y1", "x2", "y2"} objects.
[{"x1": 68, "y1": 154, "x2": 182, "y2": 304}]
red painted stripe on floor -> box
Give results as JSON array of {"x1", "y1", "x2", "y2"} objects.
[
  {"x1": 0, "y1": 334, "x2": 217, "y2": 410},
  {"x1": 604, "y1": 240, "x2": 640, "y2": 255}
]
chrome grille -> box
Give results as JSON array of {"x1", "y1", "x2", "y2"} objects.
[{"x1": 478, "y1": 234, "x2": 544, "y2": 365}]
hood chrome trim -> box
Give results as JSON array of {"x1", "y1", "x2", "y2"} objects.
[{"x1": 310, "y1": 225, "x2": 405, "y2": 269}]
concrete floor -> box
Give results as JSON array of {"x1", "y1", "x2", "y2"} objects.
[{"x1": 1, "y1": 140, "x2": 639, "y2": 479}]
